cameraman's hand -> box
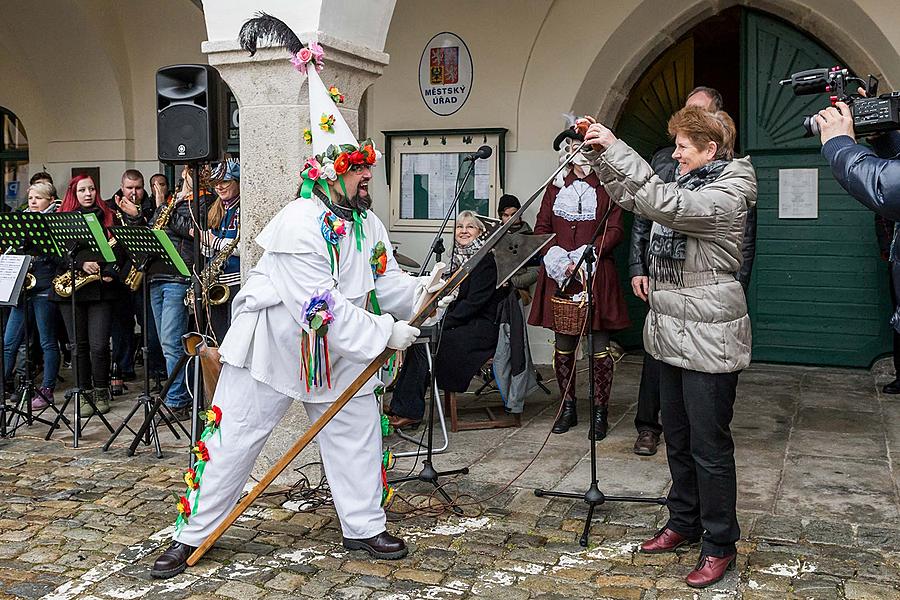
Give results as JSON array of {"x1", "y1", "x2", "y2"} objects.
[{"x1": 816, "y1": 101, "x2": 856, "y2": 145}]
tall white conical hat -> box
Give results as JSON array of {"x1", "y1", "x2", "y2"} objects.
[{"x1": 307, "y1": 66, "x2": 357, "y2": 157}]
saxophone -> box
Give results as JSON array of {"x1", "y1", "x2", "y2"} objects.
[
  {"x1": 185, "y1": 234, "x2": 240, "y2": 312},
  {"x1": 123, "y1": 197, "x2": 177, "y2": 291},
  {"x1": 52, "y1": 270, "x2": 101, "y2": 297}
]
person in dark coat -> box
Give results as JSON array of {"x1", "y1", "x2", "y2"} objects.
[
  {"x1": 387, "y1": 211, "x2": 503, "y2": 428},
  {"x1": 50, "y1": 174, "x2": 127, "y2": 416},
  {"x1": 527, "y1": 130, "x2": 630, "y2": 440}
]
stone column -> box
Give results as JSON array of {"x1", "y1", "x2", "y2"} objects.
[{"x1": 202, "y1": 35, "x2": 388, "y2": 482}]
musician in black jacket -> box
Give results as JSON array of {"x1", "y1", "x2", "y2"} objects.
[{"x1": 122, "y1": 166, "x2": 210, "y2": 419}]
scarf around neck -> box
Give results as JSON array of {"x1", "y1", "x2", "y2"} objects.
[
  {"x1": 450, "y1": 238, "x2": 482, "y2": 274},
  {"x1": 649, "y1": 159, "x2": 730, "y2": 285}
]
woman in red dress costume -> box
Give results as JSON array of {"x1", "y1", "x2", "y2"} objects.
[{"x1": 528, "y1": 128, "x2": 630, "y2": 440}]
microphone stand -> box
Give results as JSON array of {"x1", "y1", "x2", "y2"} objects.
[{"x1": 533, "y1": 199, "x2": 667, "y2": 547}]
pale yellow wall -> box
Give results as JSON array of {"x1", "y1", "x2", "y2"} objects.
[{"x1": 0, "y1": 0, "x2": 205, "y2": 194}]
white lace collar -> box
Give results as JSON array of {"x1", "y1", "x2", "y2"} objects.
[{"x1": 553, "y1": 179, "x2": 597, "y2": 222}]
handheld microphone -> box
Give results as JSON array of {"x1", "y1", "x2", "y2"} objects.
[{"x1": 463, "y1": 145, "x2": 493, "y2": 161}]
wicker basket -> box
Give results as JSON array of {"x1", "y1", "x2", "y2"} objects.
[
  {"x1": 551, "y1": 294, "x2": 587, "y2": 336},
  {"x1": 551, "y1": 271, "x2": 588, "y2": 336}
]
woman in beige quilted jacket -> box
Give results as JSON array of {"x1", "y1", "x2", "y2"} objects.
[{"x1": 581, "y1": 106, "x2": 757, "y2": 589}]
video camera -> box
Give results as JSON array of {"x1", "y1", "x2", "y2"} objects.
[{"x1": 779, "y1": 67, "x2": 900, "y2": 137}]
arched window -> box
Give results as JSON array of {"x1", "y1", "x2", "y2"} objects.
[{"x1": 1, "y1": 107, "x2": 29, "y2": 211}]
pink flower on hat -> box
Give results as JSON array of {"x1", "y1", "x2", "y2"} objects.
[{"x1": 291, "y1": 47, "x2": 314, "y2": 73}]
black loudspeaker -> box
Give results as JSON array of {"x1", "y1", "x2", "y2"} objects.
[{"x1": 156, "y1": 65, "x2": 226, "y2": 163}]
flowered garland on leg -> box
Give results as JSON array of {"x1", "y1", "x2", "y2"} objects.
[{"x1": 173, "y1": 406, "x2": 223, "y2": 533}]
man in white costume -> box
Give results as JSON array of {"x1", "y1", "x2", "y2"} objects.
[{"x1": 152, "y1": 43, "x2": 438, "y2": 578}]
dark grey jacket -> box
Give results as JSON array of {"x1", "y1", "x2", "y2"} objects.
[
  {"x1": 629, "y1": 146, "x2": 758, "y2": 290},
  {"x1": 822, "y1": 131, "x2": 900, "y2": 221}
]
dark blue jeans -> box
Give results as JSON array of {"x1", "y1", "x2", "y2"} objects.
[
  {"x1": 3, "y1": 293, "x2": 60, "y2": 389},
  {"x1": 150, "y1": 281, "x2": 190, "y2": 408}
]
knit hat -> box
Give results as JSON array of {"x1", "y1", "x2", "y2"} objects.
[{"x1": 498, "y1": 194, "x2": 521, "y2": 213}]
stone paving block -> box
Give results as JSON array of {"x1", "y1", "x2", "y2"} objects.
[
  {"x1": 751, "y1": 515, "x2": 802, "y2": 543},
  {"x1": 215, "y1": 580, "x2": 267, "y2": 600},
  {"x1": 341, "y1": 559, "x2": 395, "y2": 578},
  {"x1": 392, "y1": 568, "x2": 444, "y2": 585},
  {"x1": 844, "y1": 580, "x2": 900, "y2": 599}
]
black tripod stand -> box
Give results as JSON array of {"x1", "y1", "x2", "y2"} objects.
[
  {"x1": 7, "y1": 280, "x2": 69, "y2": 436},
  {"x1": 103, "y1": 255, "x2": 188, "y2": 456},
  {"x1": 534, "y1": 204, "x2": 666, "y2": 547},
  {"x1": 389, "y1": 329, "x2": 468, "y2": 514},
  {"x1": 47, "y1": 243, "x2": 115, "y2": 447}
]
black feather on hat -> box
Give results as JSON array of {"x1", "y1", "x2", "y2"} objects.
[
  {"x1": 239, "y1": 12, "x2": 305, "y2": 56},
  {"x1": 552, "y1": 127, "x2": 584, "y2": 151}
]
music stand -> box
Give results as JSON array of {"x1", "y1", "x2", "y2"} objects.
[
  {"x1": 533, "y1": 205, "x2": 667, "y2": 547},
  {"x1": 103, "y1": 226, "x2": 191, "y2": 456},
  {"x1": 0, "y1": 212, "x2": 73, "y2": 436},
  {"x1": 43, "y1": 212, "x2": 117, "y2": 448}
]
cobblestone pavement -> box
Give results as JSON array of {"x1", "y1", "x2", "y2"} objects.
[{"x1": 0, "y1": 357, "x2": 899, "y2": 599}]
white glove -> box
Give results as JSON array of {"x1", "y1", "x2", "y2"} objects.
[
  {"x1": 421, "y1": 289, "x2": 458, "y2": 327},
  {"x1": 387, "y1": 320, "x2": 420, "y2": 350}
]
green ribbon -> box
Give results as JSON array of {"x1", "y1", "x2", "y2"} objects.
[
  {"x1": 368, "y1": 289, "x2": 381, "y2": 315},
  {"x1": 352, "y1": 210, "x2": 367, "y2": 252}
]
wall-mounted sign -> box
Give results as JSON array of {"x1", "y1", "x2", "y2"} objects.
[
  {"x1": 418, "y1": 32, "x2": 473, "y2": 116},
  {"x1": 778, "y1": 168, "x2": 818, "y2": 219}
]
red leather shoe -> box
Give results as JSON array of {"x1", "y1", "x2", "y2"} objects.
[
  {"x1": 686, "y1": 554, "x2": 736, "y2": 588},
  {"x1": 639, "y1": 528, "x2": 699, "y2": 554}
]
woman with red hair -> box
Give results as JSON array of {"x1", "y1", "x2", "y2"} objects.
[{"x1": 50, "y1": 174, "x2": 124, "y2": 416}]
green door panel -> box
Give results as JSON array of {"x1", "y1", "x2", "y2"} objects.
[
  {"x1": 613, "y1": 38, "x2": 694, "y2": 348},
  {"x1": 743, "y1": 9, "x2": 891, "y2": 366}
]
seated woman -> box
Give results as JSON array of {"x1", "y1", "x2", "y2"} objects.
[
  {"x1": 388, "y1": 211, "x2": 504, "y2": 428},
  {"x1": 580, "y1": 106, "x2": 756, "y2": 589}
]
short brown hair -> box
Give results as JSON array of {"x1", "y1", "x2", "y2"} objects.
[
  {"x1": 667, "y1": 106, "x2": 736, "y2": 160},
  {"x1": 686, "y1": 86, "x2": 724, "y2": 111}
]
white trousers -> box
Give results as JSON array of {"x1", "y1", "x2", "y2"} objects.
[{"x1": 174, "y1": 364, "x2": 386, "y2": 545}]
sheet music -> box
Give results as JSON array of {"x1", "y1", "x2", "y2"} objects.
[{"x1": 0, "y1": 255, "x2": 28, "y2": 305}]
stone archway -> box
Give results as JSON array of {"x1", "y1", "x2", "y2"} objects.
[{"x1": 571, "y1": 0, "x2": 900, "y2": 126}]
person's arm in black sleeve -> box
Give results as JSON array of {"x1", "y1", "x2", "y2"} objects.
[
  {"x1": 443, "y1": 258, "x2": 498, "y2": 330},
  {"x1": 628, "y1": 216, "x2": 650, "y2": 278},
  {"x1": 822, "y1": 135, "x2": 900, "y2": 220},
  {"x1": 736, "y1": 205, "x2": 757, "y2": 291}
]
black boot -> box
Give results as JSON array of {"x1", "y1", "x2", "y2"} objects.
[
  {"x1": 588, "y1": 351, "x2": 614, "y2": 441},
  {"x1": 151, "y1": 541, "x2": 196, "y2": 579},
  {"x1": 552, "y1": 398, "x2": 578, "y2": 434},
  {"x1": 551, "y1": 349, "x2": 577, "y2": 434},
  {"x1": 589, "y1": 405, "x2": 609, "y2": 441}
]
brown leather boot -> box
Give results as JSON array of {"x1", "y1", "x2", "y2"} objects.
[
  {"x1": 551, "y1": 349, "x2": 577, "y2": 434},
  {"x1": 588, "y1": 351, "x2": 614, "y2": 441}
]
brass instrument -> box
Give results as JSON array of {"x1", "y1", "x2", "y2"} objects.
[
  {"x1": 124, "y1": 197, "x2": 178, "y2": 292},
  {"x1": 52, "y1": 270, "x2": 101, "y2": 297},
  {"x1": 24, "y1": 273, "x2": 36, "y2": 290},
  {"x1": 185, "y1": 234, "x2": 240, "y2": 312}
]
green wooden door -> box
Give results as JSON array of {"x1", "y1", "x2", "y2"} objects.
[
  {"x1": 741, "y1": 10, "x2": 892, "y2": 366},
  {"x1": 613, "y1": 38, "x2": 694, "y2": 348}
]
